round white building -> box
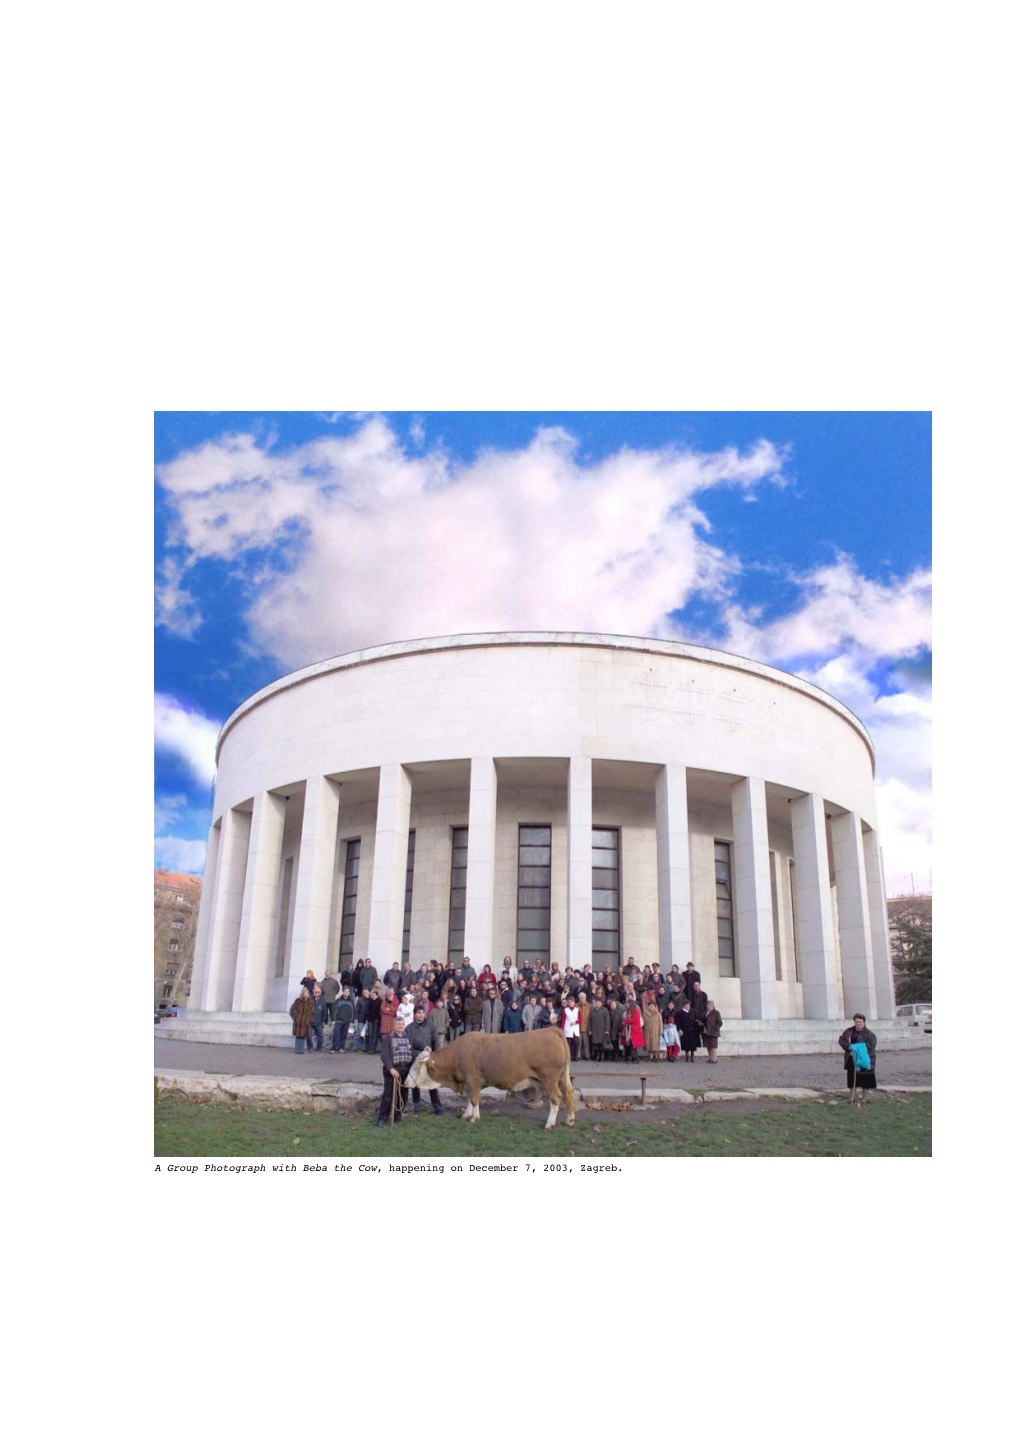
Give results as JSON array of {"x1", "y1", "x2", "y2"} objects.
[{"x1": 181, "y1": 632, "x2": 899, "y2": 1047}]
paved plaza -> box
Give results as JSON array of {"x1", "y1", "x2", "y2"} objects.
[{"x1": 155, "y1": 1035, "x2": 932, "y2": 1091}]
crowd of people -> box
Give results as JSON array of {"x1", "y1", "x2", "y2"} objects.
[{"x1": 289, "y1": 954, "x2": 724, "y2": 1065}]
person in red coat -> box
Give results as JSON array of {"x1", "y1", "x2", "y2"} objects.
[{"x1": 624, "y1": 1002, "x2": 645, "y2": 1064}]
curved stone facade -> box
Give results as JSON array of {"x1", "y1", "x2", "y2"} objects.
[{"x1": 189, "y1": 632, "x2": 895, "y2": 1023}]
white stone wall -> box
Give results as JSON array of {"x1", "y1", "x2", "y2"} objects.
[{"x1": 213, "y1": 635, "x2": 877, "y2": 826}]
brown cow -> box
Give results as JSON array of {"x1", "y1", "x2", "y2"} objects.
[{"x1": 407, "y1": 1029, "x2": 576, "y2": 1129}]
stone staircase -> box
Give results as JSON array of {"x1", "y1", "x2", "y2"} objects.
[{"x1": 156, "y1": 1010, "x2": 926, "y2": 1055}]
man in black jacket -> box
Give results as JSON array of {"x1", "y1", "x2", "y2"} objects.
[
  {"x1": 405, "y1": 1007, "x2": 444, "y2": 1116},
  {"x1": 331, "y1": 987, "x2": 355, "y2": 1053}
]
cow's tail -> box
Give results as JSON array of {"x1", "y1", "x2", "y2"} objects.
[{"x1": 561, "y1": 1035, "x2": 576, "y2": 1125}]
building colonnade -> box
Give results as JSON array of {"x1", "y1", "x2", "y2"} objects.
[{"x1": 189, "y1": 756, "x2": 896, "y2": 1023}]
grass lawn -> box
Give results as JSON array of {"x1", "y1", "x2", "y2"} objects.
[{"x1": 155, "y1": 1092, "x2": 931, "y2": 1158}]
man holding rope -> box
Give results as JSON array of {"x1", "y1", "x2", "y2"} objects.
[{"x1": 378, "y1": 1016, "x2": 414, "y2": 1127}]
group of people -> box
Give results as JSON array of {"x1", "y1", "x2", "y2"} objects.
[{"x1": 289, "y1": 954, "x2": 724, "y2": 1064}]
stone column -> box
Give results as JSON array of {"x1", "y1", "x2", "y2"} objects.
[
  {"x1": 366, "y1": 764, "x2": 413, "y2": 975},
  {"x1": 863, "y1": 827, "x2": 896, "y2": 1019},
  {"x1": 730, "y1": 777, "x2": 779, "y2": 1018},
  {"x1": 463, "y1": 758, "x2": 497, "y2": 974},
  {"x1": 200, "y1": 805, "x2": 252, "y2": 1012},
  {"x1": 790, "y1": 793, "x2": 841, "y2": 1019},
  {"x1": 655, "y1": 763, "x2": 693, "y2": 974},
  {"x1": 567, "y1": 757, "x2": 593, "y2": 972},
  {"x1": 286, "y1": 776, "x2": 341, "y2": 996},
  {"x1": 232, "y1": 790, "x2": 288, "y2": 1012},
  {"x1": 831, "y1": 811, "x2": 877, "y2": 1018},
  {"x1": 188, "y1": 818, "x2": 221, "y2": 1013}
]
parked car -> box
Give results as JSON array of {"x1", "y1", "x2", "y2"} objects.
[
  {"x1": 154, "y1": 1004, "x2": 181, "y2": 1023},
  {"x1": 896, "y1": 1002, "x2": 932, "y2": 1033}
]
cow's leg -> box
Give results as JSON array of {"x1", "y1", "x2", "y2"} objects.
[
  {"x1": 544, "y1": 1071, "x2": 563, "y2": 1130},
  {"x1": 562, "y1": 1060, "x2": 576, "y2": 1127}
]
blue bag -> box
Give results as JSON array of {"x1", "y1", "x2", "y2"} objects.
[{"x1": 850, "y1": 1040, "x2": 871, "y2": 1071}]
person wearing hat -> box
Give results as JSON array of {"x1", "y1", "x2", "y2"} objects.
[{"x1": 839, "y1": 1014, "x2": 878, "y2": 1103}]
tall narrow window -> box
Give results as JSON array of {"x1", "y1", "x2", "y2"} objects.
[
  {"x1": 592, "y1": 827, "x2": 620, "y2": 972},
  {"x1": 448, "y1": 827, "x2": 468, "y2": 964},
  {"x1": 275, "y1": 856, "x2": 294, "y2": 977},
  {"x1": 715, "y1": 840, "x2": 736, "y2": 977},
  {"x1": 770, "y1": 851, "x2": 782, "y2": 980},
  {"x1": 788, "y1": 858, "x2": 801, "y2": 982},
  {"x1": 517, "y1": 825, "x2": 551, "y2": 964},
  {"x1": 402, "y1": 830, "x2": 416, "y2": 965},
  {"x1": 338, "y1": 840, "x2": 361, "y2": 968}
]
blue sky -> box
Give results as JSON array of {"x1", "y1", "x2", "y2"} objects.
[{"x1": 155, "y1": 411, "x2": 931, "y2": 892}]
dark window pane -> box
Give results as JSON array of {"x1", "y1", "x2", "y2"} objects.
[
  {"x1": 519, "y1": 887, "x2": 551, "y2": 907},
  {"x1": 448, "y1": 908, "x2": 465, "y2": 928},
  {"x1": 519, "y1": 866, "x2": 550, "y2": 886},
  {"x1": 448, "y1": 929, "x2": 465, "y2": 949},
  {"x1": 718, "y1": 937, "x2": 734, "y2": 958},
  {"x1": 592, "y1": 910, "x2": 619, "y2": 930},
  {"x1": 592, "y1": 868, "x2": 619, "y2": 888},
  {"x1": 592, "y1": 829, "x2": 618, "y2": 849},
  {"x1": 715, "y1": 842, "x2": 730, "y2": 861},
  {"x1": 518, "y1": 908, "x2": 551, "y2": 929},
  {"x1": 717, "y1": 917, "x2": 732, "y2": 938},
  {"x1": 520, "y1": 846, "x2": 551, "y2": 866},
  {"x1": 342, "y1": 895, "x2": 357, "y2": 915},
  {"x1": 450, "y1": 888, "x2": 466, "y2": 909},
  {"x1": 592, "y1": 848, "x2": 617, "y2": 867},
  {"x1": 518, "y1": 929, "x2": 551, "y2": 949},
  {"x1": 592, "y1": 931, "x2": 619, "y2": 951},
  {"x1": 520, "y1": 827, "x2": 551, "y2": 845},
  {"x1": 592, "y1": 889, "x2": 618, "y2": 909}
]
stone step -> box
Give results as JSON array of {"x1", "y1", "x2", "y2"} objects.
[{"x1": 156, "y1": 1012, "x2": 927, "y2": 1055}]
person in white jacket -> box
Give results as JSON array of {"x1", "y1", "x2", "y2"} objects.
[
  {"x1": 501, "y1": 954, "x2": 518, "y2": 983},
  {"x1": 396, "y1": 992, "x2": 416, "y2": 1030},
  {"x1": 562, "y1": 1000, "x2": 581, "y2": 1061}
]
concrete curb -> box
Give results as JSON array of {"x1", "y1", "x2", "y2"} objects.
[{"x1": 157, "y1": 1069, "x2": 931, "y2": 1113}]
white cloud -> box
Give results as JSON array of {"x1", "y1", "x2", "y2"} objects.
[
  {"x1": 154, "y1": 833, "x2": 208, "y2": 874},
  {"x1": 156, "y1": 417, "x2": 789, "y2": 666},
  {"x1": 154, "y1": 793, "x2": 188, "y2": 831},
  {"x1": 155, "y1": 558, "x2": 202, "y2": 638},
  {"x1": 720, "y1": 556, "x2": 931, "y2": 665},
  {"x1": 154, "y1": 694, "x2": 220, "y2": 784},
  {"x1": 874, "y1": 778, "x2": 932, "y2": 897}
]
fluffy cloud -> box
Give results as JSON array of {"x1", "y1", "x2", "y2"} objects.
[
  {"x1": 157, "y1": 418, "x2": 788, "y2": 668},
  {"x1": 154, "y1": 793, "x2": 188, "y2": 831},
  {"x1": 720, "y1": 556, "x2": 932, "y2": 665},
  {"x1": 154, "y1": 833, "x2": 208, "y2": 874},
  {"x1": 154, "y1": 694, "x2": 221, "y2": 784}
]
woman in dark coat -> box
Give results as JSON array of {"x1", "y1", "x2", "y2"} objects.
[
  {"x1": 677, "y1": 1001, "x2": 701, "y2": 1062},
  {"x1": 464, "y1": 986, "x2": 484, "y2": 1032},
  {"x1": 839, "y1": 1015, "x2": 878, "y2": 1100},
  {"x1": 446, "y1": 993, "x2": 463, "y2": 1042},
  {"x1": 703, "y1": 1002, "x2": 723, "y2": 1062}
]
